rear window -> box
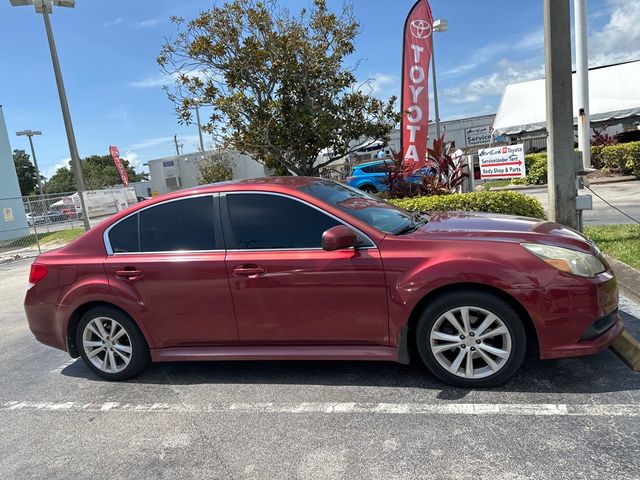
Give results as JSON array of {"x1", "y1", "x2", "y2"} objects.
[
  {"x1": 140, "y1": 196, "x2": 216, "y2": 252},
  {"x1": 361, "y1": 163, "x2": 387, "y2": 174},
  {"x1": 107, "y1": 196, "x2": 218, "y2": 253},
  {"x1": 108, "y1": 214, "x2": 139, "y2": 253}
]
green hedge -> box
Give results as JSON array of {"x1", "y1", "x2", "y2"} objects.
[
  {"x1": 509, "y1": 141, "x2": 640, "y2": 185},
  {"x1": 389, "y1": 191, "x2": 545, "y2": 219},
  {"x1": 592, "y1": 142, "x2": 640, "y2": 176}
]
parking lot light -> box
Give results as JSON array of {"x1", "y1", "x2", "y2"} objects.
[
  {"x1": 16, "y1": 129, "x2": 45, "y2": 196},
  {"x1": 9, "y1": 0, "x2": 90, "y2": 231}
]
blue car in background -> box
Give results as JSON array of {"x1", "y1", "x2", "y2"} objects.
[{"x1": 346, "y1": 159, "x2": 430, "y2": 193}]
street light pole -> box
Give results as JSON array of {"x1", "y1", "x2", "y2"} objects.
[
  {"x1": 10, "y1": 0, "x2": 90, "y2": 230},
  {"x1": 16, "y1": 130, "x2": 44, "y2": 196},
  {"x1": 40, "y1": 2, "x2": 90, "y2": 230},
  {"x1": 575, "y1": 0, "x2": 591, "y2": 169},
  {"x1": 432, "y1": 19, "x2": 448, "y2": 141}
]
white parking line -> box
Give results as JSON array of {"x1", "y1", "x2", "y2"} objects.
[
  {"x1": 1, "y1": 401, "x2": 639, "y2": 417},
  {"x1": 49, "y1": 358, "x2": 77, "y2": 374}
]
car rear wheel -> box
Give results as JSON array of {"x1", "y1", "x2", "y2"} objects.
[
  {"x1": 416, "y1": 289, "x2": 526, "y2": 388},
  {"x1": 76, "y1": 306, "x2": 149, "y2": 381}
]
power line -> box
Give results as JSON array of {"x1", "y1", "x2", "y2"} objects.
[{"x1": 586, "y1": 185, "x2": 640, "y2": 224}]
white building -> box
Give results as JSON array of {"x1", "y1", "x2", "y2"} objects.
[
  {"x1": 0, "y1": 105, "x2": 30, "y2": 241},
  {"x1": 148, "y1": 150, "x2": 268, "y2": 196}
]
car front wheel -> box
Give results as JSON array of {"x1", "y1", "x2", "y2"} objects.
[
  {"x1": 416, "y1": 289, "x2": 527, "y2": 388},
  {"x1": 76, "y1": 306, "x2": 149, "y2": 381}
]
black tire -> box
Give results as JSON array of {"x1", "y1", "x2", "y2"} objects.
[
  {"x1": 415, "y1": 289, "x2": 527, "y2": 388},
  {"x1": 76, "y1": 306, "x2": 150, "y2": 381},
  {"x1": 360, "y1": 185, "x2": 377, "y2": 194}
]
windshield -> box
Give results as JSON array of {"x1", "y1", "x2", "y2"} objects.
[{"x1": 298, "y1": 180, "x2": 415, "y2": 234}]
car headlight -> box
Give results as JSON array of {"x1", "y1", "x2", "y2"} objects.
[{"x1": 522, "y1": 243, "x2": 606, "y2": 278}]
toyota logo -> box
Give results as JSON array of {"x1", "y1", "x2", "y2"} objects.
[{"x1": 410, "y1": 20, "x2": 432, "y2": 39}]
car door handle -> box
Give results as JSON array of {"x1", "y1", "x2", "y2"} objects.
[
  {"x1": 233, "y1": 265, "x2": 265, "y2": 278},
  {"x1": 114, "y1": 267, "x2": 143, "y2": 279}
]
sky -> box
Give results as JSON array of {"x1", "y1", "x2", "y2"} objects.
[{"x1": 0, "y1": 0, "x2": 638, "y2": 179}]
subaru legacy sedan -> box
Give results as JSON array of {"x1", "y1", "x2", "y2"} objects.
[{"x1": 25, "y1": 177, "x2": 622, "y2": 387}]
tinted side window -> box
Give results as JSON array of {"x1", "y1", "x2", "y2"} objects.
[
  {"x1": 361, "y1": 163, "x2": 387, "y2": 174},
  {"x1": 140, "y1": 196, "x2": 216, "y2": 252},
  {"x1": 371, "y1": 163, "x2": 388, "y2": 173},
  {"x1": 108, "y1": 213, "x2": 139, "y2": 253},
  {"x1": 227, "y1": 194, "x2": 339, "y2": 249}
]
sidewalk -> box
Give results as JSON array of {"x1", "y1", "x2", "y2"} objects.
[{"x1": 514, "y1": 180, "x2": 640, "y2": 225}]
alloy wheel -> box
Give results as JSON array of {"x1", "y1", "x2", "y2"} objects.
[
  {"x1": 429, "y1": 306, "x2": 512, "y2": 379},
  {"x1": 82, "y1": 317, "x2": 133, "y2": 374}
]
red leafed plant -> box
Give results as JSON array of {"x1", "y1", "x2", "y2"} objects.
[
  {"x1": 382, "y1": 134, "x2": 468, "y2": 198},
  {"x1": 591, "y1": 126, "x2": 618, "y2": 147},
  {"x1": 422, "y1": 134, "x2": 469, "y2": 195},
  {"x1": 381, "y1": 151, "x2": 421, "y2": 198}
]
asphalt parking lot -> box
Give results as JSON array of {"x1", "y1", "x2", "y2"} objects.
[{"x1": 1, "y1": 258, "x2": 639, "y2": 480}]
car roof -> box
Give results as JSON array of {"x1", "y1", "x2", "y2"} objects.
[{"x1": 353, "y1": 160, "x2": 388, "y2": 169}]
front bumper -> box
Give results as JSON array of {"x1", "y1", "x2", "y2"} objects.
[{"x1": 513, "y1": 269, "x2": 624, "y2": 360}]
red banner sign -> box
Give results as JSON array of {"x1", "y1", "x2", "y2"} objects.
[
  {"x1": 401, "y1": 0, "x2": 434, "y2": 172},
  {"x1": 109, "y1": 146, "x2": 129, "y2": 187}
]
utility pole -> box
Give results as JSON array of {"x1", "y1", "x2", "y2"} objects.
[
  {"x1": 173, "y1": 135, "x2": 181, "y2": 156},
  {"x1": 431, "y1": 19, "x2": 448, "y2": 140},
  {"x1": 194, "y1": 103, "x2": 205, "y2": 152},
  {"x1": 544, "y1": 0, "x2": 577, "y2": 228},
  {"x1": 575, "y1": 0, "x2": 591, "y2": 169}
]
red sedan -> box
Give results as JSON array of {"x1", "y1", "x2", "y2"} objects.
[{"x1": 24, "y1": 177, "x2": 623, "y2": 387}]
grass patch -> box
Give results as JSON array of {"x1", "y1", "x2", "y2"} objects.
[
  {"x1": 583, "y1": 224, "x2": 640, "y2": 269},
  {"x1": 2, "y1": 228, "x2": 85, "y2": 250},
  {"x1": 482, "y1": 180, "x2": 515, "y2": 189}
]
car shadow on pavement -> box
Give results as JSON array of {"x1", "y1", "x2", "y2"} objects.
[{"x1": 60, "y1": 347, "x2": 639, "y2": 395}]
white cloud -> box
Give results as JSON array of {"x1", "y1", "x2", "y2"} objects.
[
  {"x1": 514, "y1": 28, "x2": 544, "y2": 52},
  {"x1": 121, "y1": 151, "x2": 147, "y2": 172},
  {"x1": 135, "y1": 18, "x2": 164, "y2": 29},
  {"x1": 103, "y1": 17, "x2": 123, "y2": 28},
  {"x1": 589, "y1": 0, "x2": 640, "y2": 66},
  {"x1": 444, "y1": 60, "x2": 544, "y2": 104},
  {"x1": 129, "y1": 70, "x2": 209, "y2": 89},
  {"x1": 43, "y1": 158, "x2": 70, "y2": 179},
  {"x1": 362, "y1": 73, "x2": 401, "y2": 100},
  {"x1": 128, "y1": 73, "x2": 173, "y2": 88}
]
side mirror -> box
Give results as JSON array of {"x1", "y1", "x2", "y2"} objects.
[{"x1": 322, "y1": 225, "x2": 358, "y2": 251}]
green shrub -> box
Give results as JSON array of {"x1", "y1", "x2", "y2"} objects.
[
  {"x1": 596, "y1": 142, "x2": 640, "y2": 177},
  {"x1": 506, "y1": 141, "x2": 640, "y2": 185},
  {"x1": 523, "y1": 153, "x2": 548, "y2": 185},
  {"x1": 389, "y1": 191, "x2": 545, "y2": 219}
]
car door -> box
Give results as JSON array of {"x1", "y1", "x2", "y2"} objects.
[
  {"x1": 104, "y1": 194, "x2": 238, "y2": 348},
  {"x1": 222, "y1": 191, "x2": 389, "y2": 345}
]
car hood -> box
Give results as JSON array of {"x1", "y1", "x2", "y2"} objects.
[{"x1": 407, "y1": 211, "x2": 596, "y2": 253}]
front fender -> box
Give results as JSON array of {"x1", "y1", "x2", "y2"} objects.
[{"x1": 386, "y1": 256, "x2": 557, "y2": 345}]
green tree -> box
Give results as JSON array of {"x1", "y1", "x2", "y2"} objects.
[
  {"x1": 158, "y1": 0, "x2": 400, "y2": 176},
  {"x1": 197, "y1": 152, "x2": 234, "y2": 184},
  {"x1": 80, "y1": 155, "x2": 148, "y2": 190},
  {"x1": 13, "y1": 149, "x2": 39, "y2": 196},
  {"x1": 44, "y1": 155, "x2": 148, "y2": 194},
  {"x1": 45, "y1": 166, "x2": 75, "y2": 194}
]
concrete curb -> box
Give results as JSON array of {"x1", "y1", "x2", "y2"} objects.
[
  {"x1": 488, "y1": 175, "x2": 637, "y2": 191},
  {"x1": 606, "y1": 255, "x2": 640, "y2": 306},
  {"x1": 611, "y1": 332, "x2": 640, "y2": 371},
  {"x1": 606, "y1": 255, "x2": 640, "y2": 371}
]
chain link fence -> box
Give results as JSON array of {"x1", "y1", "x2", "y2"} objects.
[{"x1": 1, "y1": 188, "x2": 138, "y2": 262}]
